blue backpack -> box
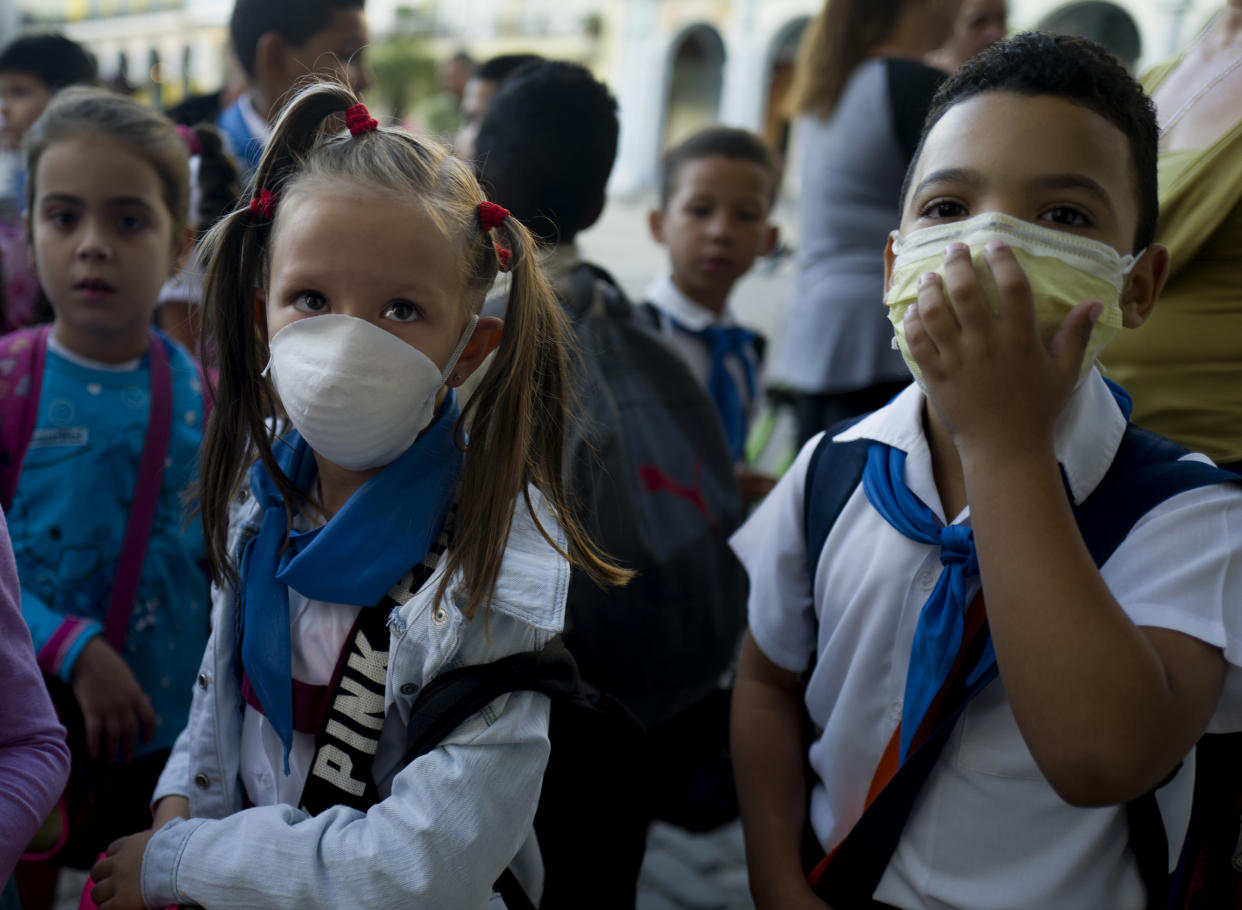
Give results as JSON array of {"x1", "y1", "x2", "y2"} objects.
[{"x1": 802, "y1": 412, "x2": 1242, "y2": 910}]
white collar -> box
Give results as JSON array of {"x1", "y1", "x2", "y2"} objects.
[
  {"x1": 834, "y1": 369, "x2": 1128, "y2": 515},
  {"x1": 643, "y1": 273, "x2": 736, "y2": 332},
  {"x1": 238, "y1": 92, "x2": 272, "y2": 145},
  {"x1": 47, "y1": 332, "x2": 143, "y2": 372}
]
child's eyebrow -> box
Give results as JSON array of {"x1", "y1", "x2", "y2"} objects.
[
  {"x1": 1027, "y1": 174, "x2": 1116, "y2": 217},
  {"x1": 910, "y1": 168, "x2": 981, "y2": 200}
]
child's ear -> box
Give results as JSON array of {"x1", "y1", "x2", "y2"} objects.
[
  {"x1": 1120, "y1": 243, "x2": 1169, "y2": 329},
  {"x1": 648, "y1": 209, "x2": 666, "y2": 245},
  {"x1": 882, "y1": 231, "x2": 899, "y2": 292},
  {"x1": 254, "y1": 31, "x2": 291, "y2": 99},
  {"x1": 762, "y1": 223, "x2": 780, "y2": 257},
  {"x1": 170, "y1": 225, "x2": 196, "y2": 277},
  {"x1": 449, "y1": 316, "x2": 503, "y2": 385}
]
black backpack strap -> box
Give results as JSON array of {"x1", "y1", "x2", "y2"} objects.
[
  {"x1": 802, "y1": 415, "x2": 871, "y2": 582},
  {"x1": 565, "y1": 261, "x2": 632, "y2": 323}
]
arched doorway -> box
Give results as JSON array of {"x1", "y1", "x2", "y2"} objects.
[
  {"x1": 662, "y1": 24, "x2": 726, "y2": 151},
  {"x1": 763, "y1": 16, "x2": 810, "y2": 159},
  {"x1": 1037, "y1": 2, "x2": 1142, "y2": 71}
]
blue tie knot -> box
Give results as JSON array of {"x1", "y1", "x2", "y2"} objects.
[{"x1": 938, "y1": 525, "x2": 976, "y2": 572}]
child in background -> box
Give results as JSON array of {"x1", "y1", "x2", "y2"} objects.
[
  {"x1": 89, "y1": 82, "x2": 623, "y2": 910},
  {"x1": 1, "y1": 506, "x2": 70, "y2": 897},
  {"x1": 8, "y1": 88, "x2": 209, "y2": 904},
  {"x1": 155, "y1": 123, "x2": 240, "y2": 355},
  {"x1": 731, "y1": 34, "x2": 1242, "y2": 910},
  {"x1": 219, "y1": 0, "x2": 370, "y2": 176},
  {"x1": 644, "y1": 126, "x2": 780, "y2": 492},
  {"x1": 0, "y1": 33, "x2": 97, "y2": 333}
]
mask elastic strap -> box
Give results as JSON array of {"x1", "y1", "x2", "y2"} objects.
[{"x1": 440, "y1": 314, "x2": 480, "y2": 382}]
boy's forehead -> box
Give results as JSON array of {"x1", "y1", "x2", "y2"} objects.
[{"x1": 907, "y1": 92, "x2": 1135, "y2": 218}]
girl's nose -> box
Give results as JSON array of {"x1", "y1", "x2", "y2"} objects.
[{"x1": 75, "y1": 220, "x2": 112, "y2": 259}]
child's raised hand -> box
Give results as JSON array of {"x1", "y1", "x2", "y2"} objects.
[
  {"x1": 72, "y1": 637, "x2": 159, "y2": 762},
  {"x1": 903, "y1": 240, "x2": 1103, "y2": 459},
  {"x1": 89, "y1": 830, "x2": 155, "y2": 910}
]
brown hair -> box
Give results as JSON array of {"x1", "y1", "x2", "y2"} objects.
[
  {"x1": 198, "y1": 80, "x2": 627, "y2": 618},
  {"x1": 23, "y1": 86, "x2": 190, "y2": 233},
  {"x1": 786, "y1": 0, "x2": 908, "y2": 119}
]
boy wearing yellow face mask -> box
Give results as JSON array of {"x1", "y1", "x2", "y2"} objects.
[{"x1": 729, "y1": 32, "x2": 1242, "y2": 910}]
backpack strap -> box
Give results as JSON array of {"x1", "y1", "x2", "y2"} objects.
[
  {"x1": 804, "y1": 419, "x2": 1239, "y2": 908},
  {"x1": 565, "y1": 261, "x2": 632, "y2": 322},
  {"x1": 401, "y1": 636, "x2": 638, "y2": 910},
  {"x1": 0, "y1": 324, "x2": 51, "y2": 511}
]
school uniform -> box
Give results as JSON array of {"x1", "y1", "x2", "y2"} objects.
[
  {"x1": 731, "y1": 371, "x2": 1242, "y2": 909},
  {"x1": 146, "y1": 480, "x2": 567, "y2": 909},
  {"x1": 216, "y1": 92, "x2": 270, "y2": 177},
  {"x1": 642, "y1": 274, "x2": 762, "y2": 463}
]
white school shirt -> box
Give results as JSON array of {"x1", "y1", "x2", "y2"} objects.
[
  {"x1": 643, "y1": 273, "x2": 761, "y2": 427},
  {"x1": 731, "y1": 371, "x2": 1242, "y2": 910}
]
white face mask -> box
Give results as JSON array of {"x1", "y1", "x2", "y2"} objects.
[
  {"x1": 264, "y1": 313, "x2": 478, "y2": 471},
  {"x1": 886, "y1": 212, "x2": 1141, "y2": 387}
]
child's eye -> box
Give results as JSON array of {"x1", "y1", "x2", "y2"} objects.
[
  {"x1": 293, "y1": 291, "x2": 328, "y2": 314},
  {"x1": 46, "y1": 210, "x2": 76, "y2": 229},
  {"x1": 1041, "y1": 206, "x2": 1091, "y2": 228},
  {"x1": 383, "y1": 300, "x2": 421, "y2": 323},
  {"x1": 918, "y1": 199, "x2": 967, "y2": 220},
  {"x1": 116, "y1": 213, "x2": 146, "y2": 233}
]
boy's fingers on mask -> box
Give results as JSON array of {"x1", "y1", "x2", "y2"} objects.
[
  {"x1": 915, "y1": 272, "x2": 959, "y2": 352},
  {"x1": 982, "y1": 241, "x2": 1036, "y2": 328},
  {"x1": 1050, "y1": 299, "x2": 1101, "y2": 376},
  {"x1": 903, "y1": 302, "x2": 940, "y2": 368},
  {"x1": 941, "y1": 244, "x2": 991, "y2": 331}
]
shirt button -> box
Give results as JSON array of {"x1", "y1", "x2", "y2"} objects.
[
  {"x1": 197, "y1": 673, "x2": 210, "y2": 690},
  {"x1": 194, "y1": 773, "x2": 210, "y2": 790},
  {"x1": 917, "y1": 569, "x2": 938, "y2": 591},
  {"x1": 432, "y1": 606, "x2": 448, "y2": 625},
  {"x1": 237, "y1": 488, "x2": 250, "y2": 503},
  {"x1": 400, "y1": 682, "x2": 419, "y2": 696}
]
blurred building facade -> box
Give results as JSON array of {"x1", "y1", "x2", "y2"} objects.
[{"x1": 5, "y1": 0, "x2": 1225, "y2": 191}]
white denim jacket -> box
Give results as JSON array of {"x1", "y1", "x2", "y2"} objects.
[{"x1": 143, "y1": 486, "x2": 568, "y2": 910}]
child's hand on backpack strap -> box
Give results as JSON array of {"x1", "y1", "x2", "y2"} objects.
[
  {"x1": 72, "y1": 637, "x2": 159, "y2": 762},
  {"x1": 89, "y1": 830, "x2": 154, "y2": 910}
]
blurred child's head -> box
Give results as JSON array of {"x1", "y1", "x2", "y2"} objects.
[
  {"x1": 454, "y1": 53, "x2": 543, "y2": 161},
  {"x1": 199, "y1": 81, "x2": 622, "y2": 611},
  {"x1": 649, "y1": 127, "x2": 780, "y2": 314},
  {"x1": 228, "y1": 0, "x2": 369, "y2": 113},
  {"x1": 886, "y1": 33, "x2": 1167, "y2": 382},
  {"x1": 24, "y1": 88, "x2": 193, "y2": 362},
  {"x1": 935, "y1": 0, "x2": 1006, "y2": 70},
  {"x1": 473, "y1": 61, "x2": 618, "y2": 245},
  {"x1": 0, "y1": 33, "x2": 96, "y2": 150}
]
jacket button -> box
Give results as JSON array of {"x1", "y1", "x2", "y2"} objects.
[
  {"x1": 194, "y1": 773, "x2": 210, "y2": 789},
  {"x1": 197, "y1": 673, "x2": 210, "y2": 690},
  {"x1": 400, "y1": 682, "x2": 418, "y2": 696}
]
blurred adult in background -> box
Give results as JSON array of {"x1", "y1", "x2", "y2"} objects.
[
  {"x1": 453, "y1": 52, "x2": 542, "y2": 161},
  {"x1": 927, "y1": 0, "x2": 1006, "y2": 72},
  {"x1": 0, "y1": 33, "x2": 95, "y2": 334},
  {"x1": 769, "y1": 0, "x2": 958, "y2": 446},
  {"x1": 1037, "y1": 1, "x2": 1142, "y2": 72},
  {"x1": 415, "y1": 49, "x2": 472, "y2": 139},
  {"x1": 218, "y1": 0, "x2": 370, "y2": 176},
  {"x1": 1104, "y1": 3, "x2": 1242, "y2": 470}
]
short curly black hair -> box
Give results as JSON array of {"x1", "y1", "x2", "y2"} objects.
[
  {"x1": 659, "y1": 127, "x2": 781, "y2": 210},
  {"x1": 0, "y1": 33, "x2": 96, "y2": 90},
  {"x1": 901, "y1": 32, "x2": 1158, "y2": 253},
  {"x1": 474, "y1": 61, "x2": 618, "y2": 244}
]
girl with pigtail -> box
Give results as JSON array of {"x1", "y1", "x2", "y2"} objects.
[{"x1": 88, "y1": 81, "x2": 626, "y2": 910}]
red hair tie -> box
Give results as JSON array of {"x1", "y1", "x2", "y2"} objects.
[
  {"x1": 478, "y1": 201, "x2": 509, "y2": 231},
  {"x1": 345, "y1": 103, "x2": 378, "y2": 136},
  {"x1": 495, "y1": 244, "x2": 512, "y2": 271},
  {"x1": 249, "y1": 189, "x2": 278, "y2": 220},
  {"x1": 174, "y1": 124, "x2": 202, "y2": 157}
]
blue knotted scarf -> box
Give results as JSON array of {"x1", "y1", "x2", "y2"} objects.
[
  {"x1": 239, "y1": 392, "x2": 464, "y2": 771},
  {"x1": 863, "y1": 377, "x2": 1132, "y2": 763},
  {"x1": 671, "y1": 317, "x2": 758, "y2": 462}
]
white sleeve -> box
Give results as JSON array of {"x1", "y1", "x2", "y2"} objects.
[
  {"x1": 730, "y1": 433, "x2": 826, "y2": 673},
  {"x1": 1101, "y1": 472, "x2": 1242, "y2": 733}
]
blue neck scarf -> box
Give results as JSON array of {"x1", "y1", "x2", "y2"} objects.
[
  {"x1": 863, "y1": 377, "x2": 1131, "y2": 763},
  {"x1": 671, "y1": 317, "x2": 758, "y2": 462},
  {"x1": 239, "y1": 393, "x2": 463, "y2": 771}
]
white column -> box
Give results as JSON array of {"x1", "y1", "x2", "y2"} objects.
[
  {"x1": 720, "y1": 0, "x2": 767, "y2": 130},
  {"x1": 608, "y1": 0, "x2": 667, "y2": 195}
]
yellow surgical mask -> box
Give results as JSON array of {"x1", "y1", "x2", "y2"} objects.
[{"x1": 886, "y1": 212, "x2": 1140, "y2": 387}]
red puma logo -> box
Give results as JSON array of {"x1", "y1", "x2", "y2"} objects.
[{"x1": 638, "y1": 460, "x2": 715, "y2": 526}]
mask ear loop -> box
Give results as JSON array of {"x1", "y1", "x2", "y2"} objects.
[{"x1": 440, "y1": 314, "x2": 480, "y2": 384}]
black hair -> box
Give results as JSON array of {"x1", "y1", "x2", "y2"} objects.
[
  {"x1": 473, "y1": 53, "x2": 543, "y2": 84},
  {"x1": 229, "y1": 0, "x2": 365, "y2": 78},
  {"x1": 474, "y1": 61, "x2": 618, "y2": 244},
  {"x1": 659, "y1": 126, "x2": 781, "y2": 210},
  {"x1": 186, "y1": 123, "x2": 241, "y2": 233},
  {"x1": 901, "y1": 32, "x2": 1157, "y2": 252},
  {"x1": 0, "y1": 33, "x2": 96, "y2": 89}
]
